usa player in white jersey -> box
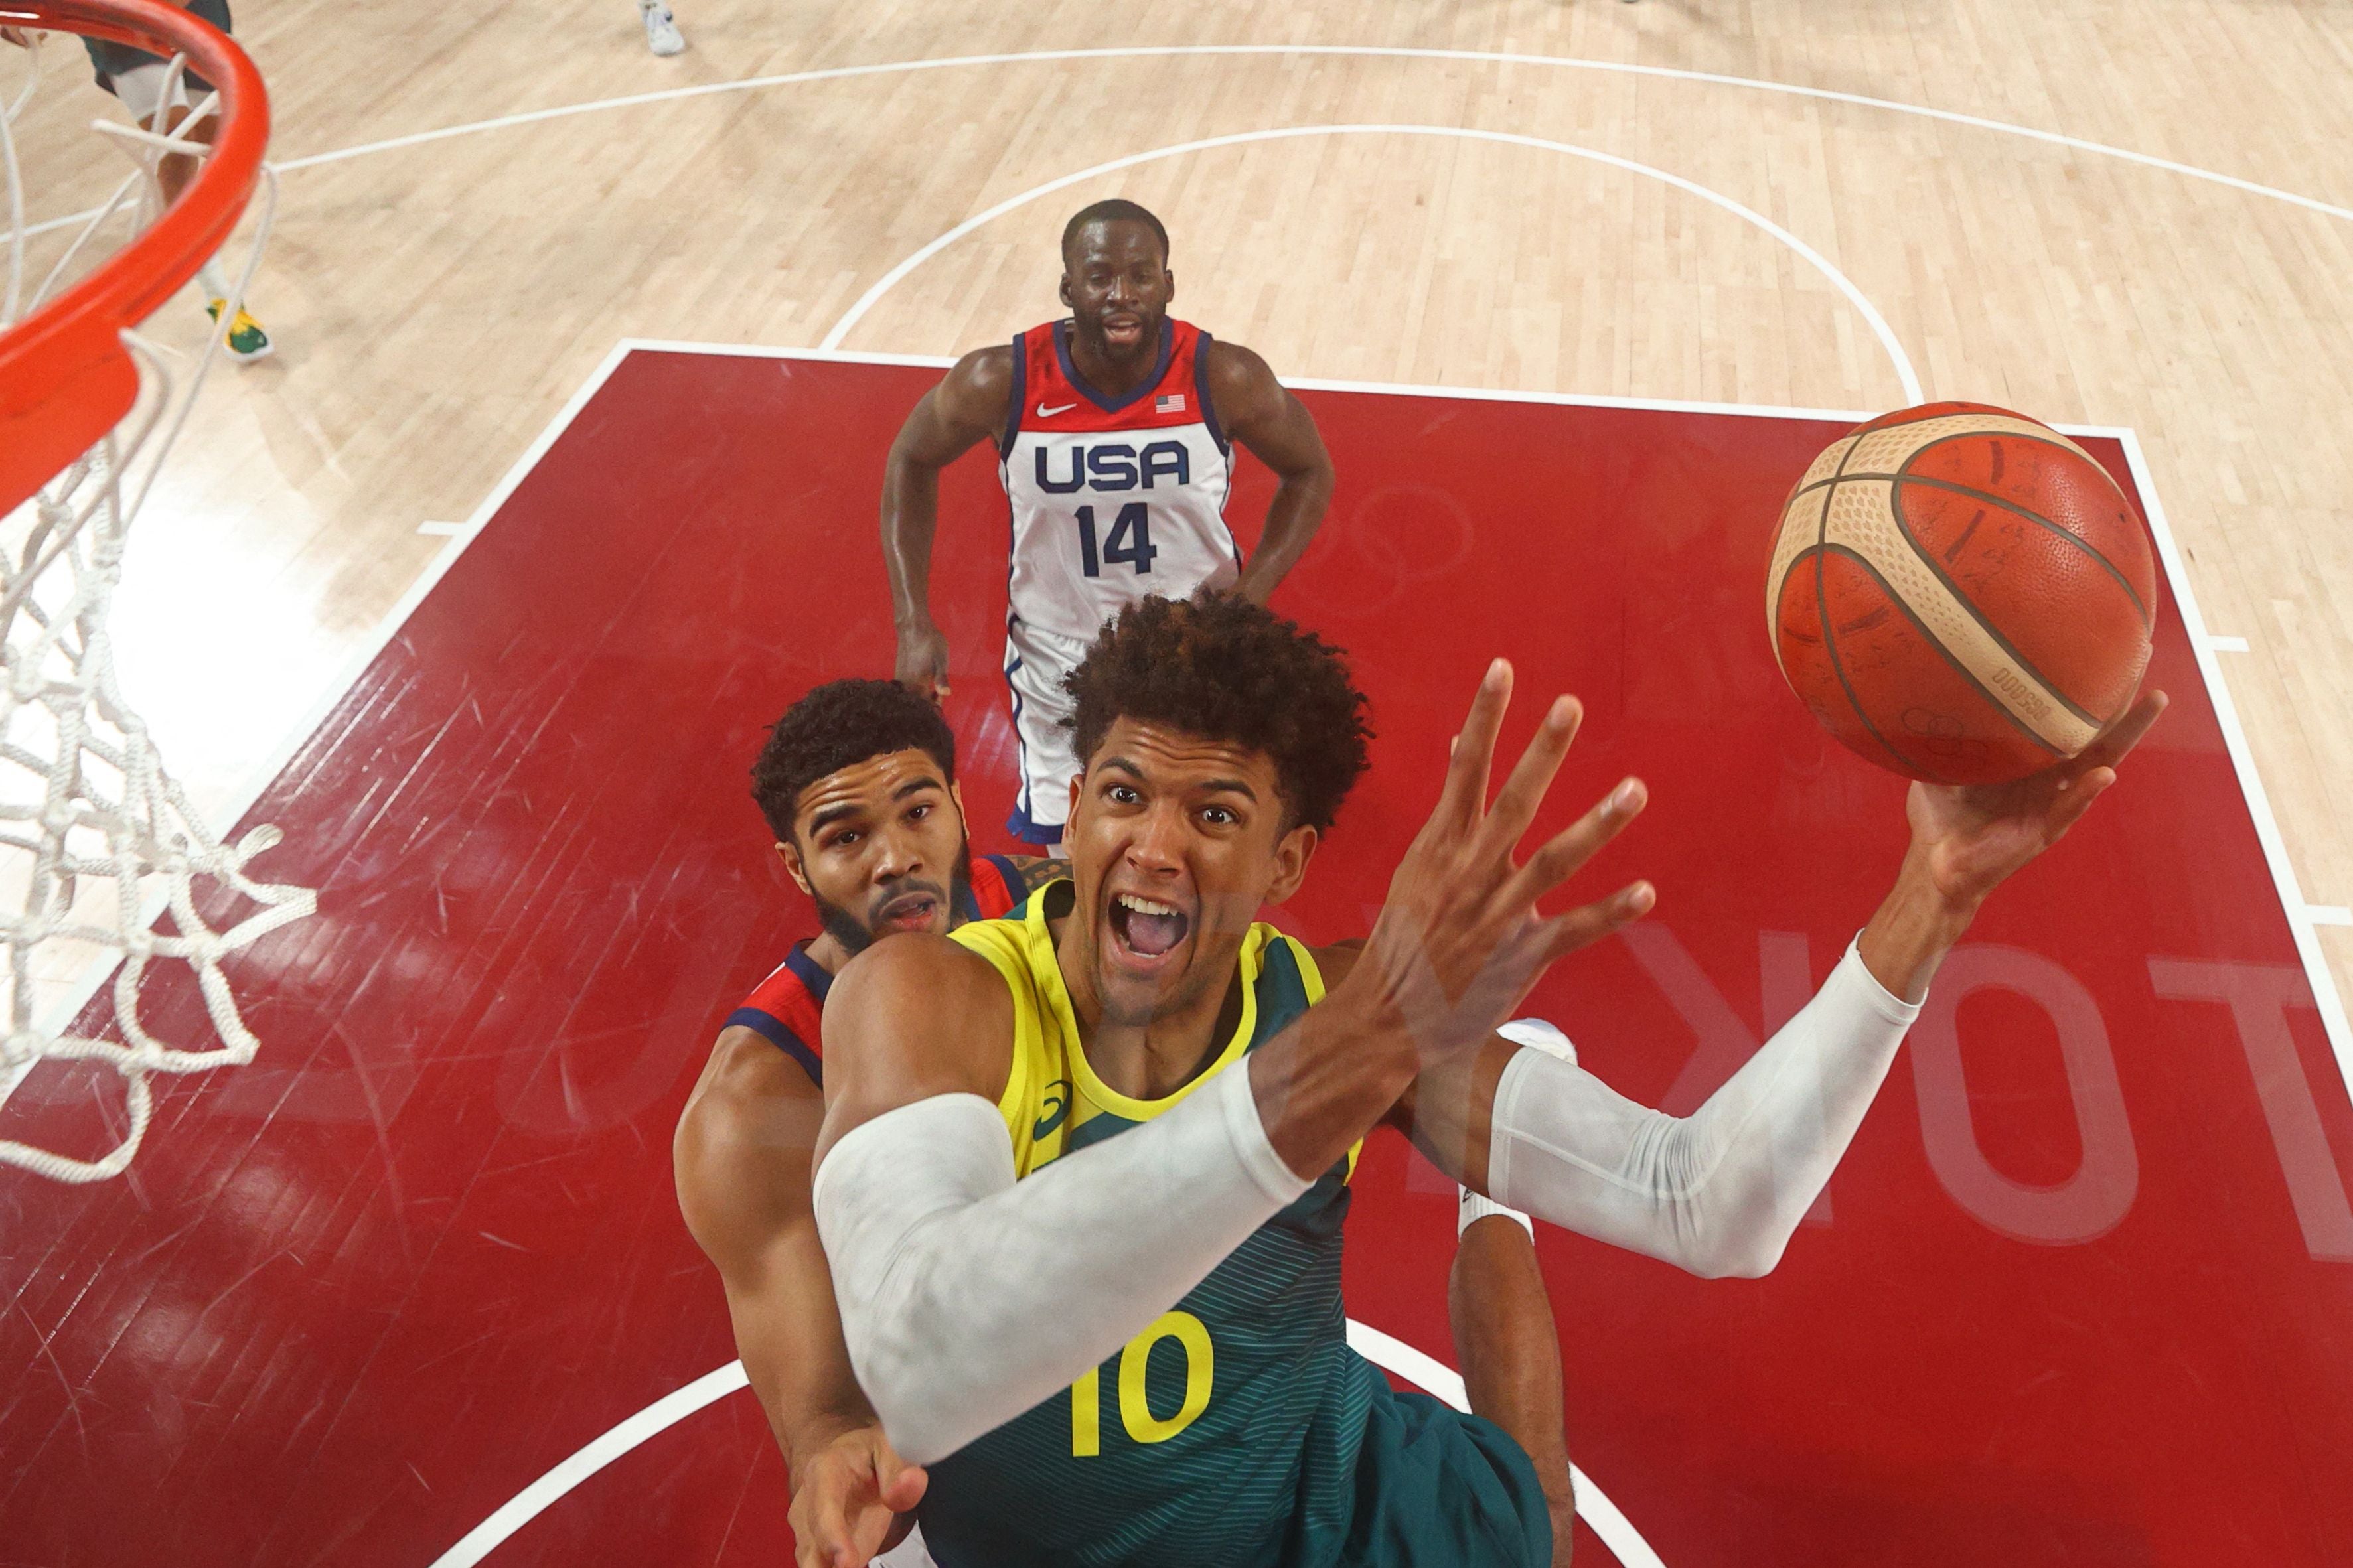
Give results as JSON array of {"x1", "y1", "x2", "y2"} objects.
[{"x1": 881, "y1": 200, "x2": 1336, "y2": 845}]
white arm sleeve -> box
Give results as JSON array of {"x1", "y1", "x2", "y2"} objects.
[
  {"x1": 811, "y1": 1064, "x2": 1310, "y2": 1466},
  {"x1": 1487, "y1": 936, "x2": 1921, "y2": 1279}
]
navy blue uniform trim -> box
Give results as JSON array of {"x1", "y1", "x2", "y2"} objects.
[
  {"x1": 998, "y1": 336, "x2": 1026, "y2": 459},
  {"x1": 1003, "y1": 618, "x2": 1033, "y2": 825},
  {"x1": 724, "y1": 1008, "x2": 823, "y2": 1087},
  {"x1": 1005, "y1": 797, "x2": 1064, "y2": 846},
  {"x1": 1053, "y1": 319, "x2": 1174, "y2": 415},
  {"x1": 1193, "y1": 330, "x2": 1231, "y2": 456},
  {"x1": 982, "y1": 853, "x2": 1025, "y2": 904},
  {"x1": 783, "y1": 942, "x2": 836, "y2": 1007}
]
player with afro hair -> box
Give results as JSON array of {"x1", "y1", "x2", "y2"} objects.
[{"x1": 1063, "y1": 591, "x2": 1372, "y2": 835}]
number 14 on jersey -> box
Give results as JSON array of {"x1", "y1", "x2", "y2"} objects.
[{"x1": 1075, "y1": 503, "x2": 1158, "y2": 577}]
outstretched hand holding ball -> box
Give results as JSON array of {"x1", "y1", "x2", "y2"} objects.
[
  {"x1": 1903, "y1": 687, "x2": 2168, "y2": 914},
  {"x1": 1770, "y1": 401, "x2": 2168, "y2": 995}
]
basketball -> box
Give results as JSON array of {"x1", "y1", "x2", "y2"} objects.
[{"x1": 1766, "y1": 401, "x2": 2160, "y2": 785}]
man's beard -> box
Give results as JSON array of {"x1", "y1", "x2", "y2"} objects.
[{"x1": 813, "y1": 840, "x2": 974, "y2": 955}]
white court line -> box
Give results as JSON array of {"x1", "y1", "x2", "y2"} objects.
[
  {"x1": 627, "y1": 346, "x2": 2142, "y2": 437},
  {"x1": 416, "y1": 519, "x2": 465, "y2": 537},
  {"x1": 427, "y1": 1324, "x2": 1670, "y2": 1568},
  {"x1": 647, "y1": 338, "x2": 1892, "y2": 424},
  {"x1": 2309, "y1": 906, "x2": 2353, "y2": 929},
  {"x1": 2119, "y1": 428, "x2": 2353, "y2": 1106},
  {"x1": 430, "y1": 1361, "x2": 751, "y2": 1568},
  {"x1": 816, "y1": 122, "x2": 1924, "y2": 406},
  {"x1": 26, "y1": 43, "x2": 2353, "y2": 240},
  {"x1": 2206, "y1": 634, "x2": 2251, "y2": 652},
  {"x1": 161, "y1": 342, "x2": 635, "y2": 877},
  {"x1": 1342, "y1": 1321, "x2": 1666, "y2": 1568}
]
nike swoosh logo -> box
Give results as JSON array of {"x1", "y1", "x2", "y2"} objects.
[{"x1": 1036, "y1": 401, "x2": 1077, "y2": 417}]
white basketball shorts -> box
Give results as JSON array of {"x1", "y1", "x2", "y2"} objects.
[
  {"x1": 1003, "y1": 617, "x2": 1089, "y2": 845},
  {"x1": 108, "y1": 61, "x2": 191, "y2": 126}
]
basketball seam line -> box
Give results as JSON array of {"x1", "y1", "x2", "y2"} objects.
[
  {"x1": 1787, "y1": 461, "x2": 2151, "y2": 733},
  {"x1": 1788, "y1": 437, "x2": 2151, "y2": 634},
  {"x1": 1890, "y1": 441, "x2": 2153, "y2": 626},
  {"x1": 1786, "y1": 429, "x2": 2089, "y2": 502},
  {"x1": 1874, "y1": 471, "x2": 2119, "y2": 733},
  {"x1": 1815, "y1": 542, "x2": 2068, "y2": 766},
  {"x1": 1810, "y1": 435, "x2": 1938, "y2": 781}
]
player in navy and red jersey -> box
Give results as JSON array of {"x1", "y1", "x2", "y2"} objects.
[
  {"x1": 727, "y1": 843, "x2": 1028, "y2": 1084},
  {"x1": 676, "y1": 679, "x2": 1064, "y2": 1568},
  {"x1": 881, "y1": 198, "x2": 1337, "y2": 846}
]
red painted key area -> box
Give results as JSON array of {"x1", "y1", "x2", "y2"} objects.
[{"x1": 5, "y1": 349, "x2": 2348, "y2": 1567}]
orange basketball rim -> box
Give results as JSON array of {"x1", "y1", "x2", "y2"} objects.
[{"x1": 0, "y1": 0, "x2": 269, "y2": 518}]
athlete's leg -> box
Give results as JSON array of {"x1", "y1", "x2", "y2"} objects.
[
  {"x1": 1452, "y1": 1017, "x2": 1580, "y2": 1565},
  {"x1": 104, "y1": 67, "x2": 210, "y2": 207},
  {"x1": 100, "y1": 60, "x2": 187, "y2": 171},
  {"x1": 1451, "y1": 1205, "x2": 1574, "y2": 1565},
  {"x1": 1003, "y1": 621, "x2": 1085, "y2": 845},
  {"x1": 103, "y1": 56, "x2": 271, "y2": 360},
  {"x1": 89, "y1": 0, "x2": 228, "y2": 206}
]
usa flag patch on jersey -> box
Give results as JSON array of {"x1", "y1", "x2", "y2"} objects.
[{"x1": 1155, "y1": 393, "x2": 1187, "y2": 413}]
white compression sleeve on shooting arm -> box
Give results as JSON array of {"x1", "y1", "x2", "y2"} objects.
[
  {"x1": 812, "y1": 1064, "x2": 1310, "y2": 1466},
  {"x1": 1486, "y1": 936, "x2": 1920, "y2": 1279}
]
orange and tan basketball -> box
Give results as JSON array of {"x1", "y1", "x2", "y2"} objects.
[{"x1": 1766, "y1": 401, "x2": 2160, "y2": 785}]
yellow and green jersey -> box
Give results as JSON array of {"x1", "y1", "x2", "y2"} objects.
[{"x1": 920, "y1": 881, "x2": 1385, "y2": 1568}]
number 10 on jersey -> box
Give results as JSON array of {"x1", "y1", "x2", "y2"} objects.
[
  {"x1": 1075, "y1": 503, "x2": 1158, "y2": 577},
  {"x1": 1070, "y1": 1309, "x2": 1213, "y2": 1455}
]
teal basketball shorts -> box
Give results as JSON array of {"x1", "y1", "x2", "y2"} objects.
[
  {"x1": 84, "y1": 0, "x2": 233, "y2": 94},
  {"x1": 1334, "y1": 1388, "x2": 1553, "y2": 1567}
]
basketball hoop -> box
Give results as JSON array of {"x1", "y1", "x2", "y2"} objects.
[{"x1": 0, "y1": 0, "x2": 312, "y2": 1182}]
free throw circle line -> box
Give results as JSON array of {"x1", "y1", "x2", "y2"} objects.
[
  {"x1": 427, "y1": 1320, "x2": 1671, "y2": 1567},
  {"x1": 817, "y1": 121, "x2": 1923, "y2": 405}
]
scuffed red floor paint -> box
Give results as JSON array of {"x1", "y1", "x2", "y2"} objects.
[{"x1": 4, "y1": 350, "x2": 2348, "y2": 1567}]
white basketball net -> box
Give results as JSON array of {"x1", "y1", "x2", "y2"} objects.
[{"x1": 0, "y1": 31, "x2": 309, "y2": 1182}]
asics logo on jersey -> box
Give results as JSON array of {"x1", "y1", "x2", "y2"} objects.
[
  {"x1": 1035, "y1": 441, "x2": 1193, "y2": 495},
  {"x1": 1035, "y1": 401, "x2": 1078, "y2": 417},
  {"x1": 1033, "y1": 1079, "x2": 1072, "y2": 1140}
]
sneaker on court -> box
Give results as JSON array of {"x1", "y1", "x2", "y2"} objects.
[
  {"x1": 639, "y1": 0, "x2": 685, "y2": 56},
  {"x1": 206, "y1": 299, "x2": 273, "y2": 363}
]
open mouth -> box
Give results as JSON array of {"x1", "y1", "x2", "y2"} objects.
[
  {"x1": 873, "y1": 891, "x2": 941, "y2": 934},
  {"x1": 1103, "y1": 316, "x2": 1144, "y2": 343},
  {"x1": 1108, "y1": 891, "x2": 1191, "y2": 961}
]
